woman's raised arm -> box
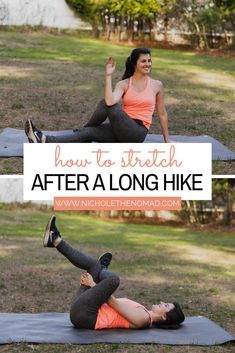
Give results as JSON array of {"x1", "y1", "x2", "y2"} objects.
[{"x1": 104, "y1": 57, "x2": 125, "y2": 106}]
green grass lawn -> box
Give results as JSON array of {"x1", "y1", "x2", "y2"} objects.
[
  {"x1": 0, "y1": 31, "x2": 234, "y2": 174},
  {"x1": 0, "y1": 208, "x2": 234, "y2": 353}
]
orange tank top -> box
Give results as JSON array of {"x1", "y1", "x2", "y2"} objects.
[
  {"x1": 94, "y1": 298, "x2": 150, "y2": 330},
  {"x1": 123, "y1": 76, "x2": 155, "y2": 129}
]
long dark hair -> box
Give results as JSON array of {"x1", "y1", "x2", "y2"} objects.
[
  {"x1": 154, "y1": 302, "x2": 185, "y2": 329},
  {"x1": 122, "y1": 47, "x2": 151, "y2": 80}
]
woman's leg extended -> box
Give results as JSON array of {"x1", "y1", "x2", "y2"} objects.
[
  {"x1": 56, "y1": 239, "x2": 102, "y2": 283},
  {"x1": 45, "y1": 99, "x2": 114, "y2": 142},
  {"x1": 46, "y1": 123, "x2": 118, "y2": 143},
  {"x1": 70, "y1": 269, "x2": 120, "y2": 328},
  {"x1": 45, "y1": 108, "x2": 148, "y2": 143},
  {"x1": 25, "y1": 116, "x2": 118, "y2": 143},
  {"x1": 25, "y1": 99, "x2": 147, "y2": 143}
]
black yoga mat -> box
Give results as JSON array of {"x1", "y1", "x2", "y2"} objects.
[
  {"x1": 0, "y1": 128, "x2": 234, "y2": 161},
  {"x1": 0, "y1": 313, "x2": 234, "y2": 346}
]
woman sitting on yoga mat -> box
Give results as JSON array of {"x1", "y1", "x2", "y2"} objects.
[
  {"x1": 43, "y1": 215, "x2": 184, "y2": 330},
  {"x1": 25, "y1": 47, "x2": 170, "y2": 144}
]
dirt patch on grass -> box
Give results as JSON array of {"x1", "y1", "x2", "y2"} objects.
[{"x1": 0, "y1": 59, "x2": 102, "y2": 131}]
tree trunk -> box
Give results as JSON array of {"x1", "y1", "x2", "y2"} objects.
[
  {"x1": 152, "y1": 16, "x2": 158, "y2": 41},
  {"x1": 114, "y1": 15, "x2": 121, "y2": 42},
  {"x1": 148, "y1": 18, "x2": 153, "y2": 41},
  {"x1": 91, "y1": 19, "x2": 100, "y2": 38},
  {"x1": 127, "y1": 16, "x2": 134, "y2": 43},
  {"x1": 193, "y1": 200, "x2": 199, "y2": 223},
  {"x1": 224, "y1": 29, "x2": 230, "y2": 48},
  {"x1": 202, "y1": 25, "x2": 210, "y2": 49},
  {"x1": 224, "y1": 180, "x2": 234, "y2": 227},
  {"x1": 164, "y1": 17, "x2": 168, "y2": 42},
  {"x1": 198, "y1": 201, "x2": 205, "y2": 224},
  {"x1": 105, "y1": 14, "x2": 110, "y2": 40},
  {"x1": 194, "y1": 21, "x2": 205, "y2": 49},
  {"x1": 184, "y1": 10, "x2": 204, "y2": 49},
  {"x1": 139, "y1": 17, "x2": 144, "y2": 42},
  {"x1": 186, "y1": 200, "x2": 196, "y2": 224}
]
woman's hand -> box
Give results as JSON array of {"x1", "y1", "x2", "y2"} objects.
[
  {"x1": 165, "y1": 138, "x2": 173, "y2": 143},
  {"x1": 165, "y1": 138, "x2": 178, "y2": 143},
  {"x1": 80, "y1": 273, "x2": 96, "y2": 287},
  {"x1": 105, "y1": 57, "x2": 116, "y2": 76}
]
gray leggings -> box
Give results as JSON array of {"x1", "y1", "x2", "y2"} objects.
[
  {"x1": 46, "y1": 99, "x2": 148, "y2": 143},
  {"x1": 57, "y1": 240, "x2": 120, "y2": 329}
]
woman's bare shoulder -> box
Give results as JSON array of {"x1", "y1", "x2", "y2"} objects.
[
  {"x1": 115, "y1": 79, "x2": 129, "y2": 93},
  {"x1": 150, "y1": 78, "x2": 163, "y2": 94},
  {"x1": 117, "y1": 79, "x2": 129, "y2": 87},
  {"x1": 151, "y1": 78, "x2": 163, "y2": 87}
]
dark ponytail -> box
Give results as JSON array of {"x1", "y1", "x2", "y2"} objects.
[{"x1": 122, "y1": 47, "x2": 151, "y2": 80}]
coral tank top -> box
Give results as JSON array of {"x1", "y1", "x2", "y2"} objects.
[
  {"x1": 123, "y1": 76, "x2": 155, "y2": 129},
  {"x1": 95, "y1": 298, "x2": 147, "y2": 330}
]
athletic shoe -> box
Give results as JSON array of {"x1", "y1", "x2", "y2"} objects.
[
  {"x1": 43, "y1": 215, "x2": 61, "y2": 247},
  {"x1": 25, "y1": 119, "x2": 46, "y2": 143},
  {"x1": 98, "y1": 252, "x2": 112, "y2": 268}
]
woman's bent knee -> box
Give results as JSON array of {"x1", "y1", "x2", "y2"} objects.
[
  {"x1": 109, "y1": 273, "x2": 120, "y2": 290},
  {"x1": 70, "y1": 307, "x2": 96, "y2": 329},
  {"x1": 97, "y1": 98, "x2": 108, "y2": 109}
]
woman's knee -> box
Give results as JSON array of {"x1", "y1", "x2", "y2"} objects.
[
  {"x1": 97, "y1": 98, "x2": 108, "y2": 109},
  {"x1": 109, "y1": 273, "x2": 120, "y2": 290},
  {"x1": 107, "y1": 102, "x2": 121, "y2": 114},
  {"x1": 70, "y1": 308, "x2": 95, "y2": 329}
]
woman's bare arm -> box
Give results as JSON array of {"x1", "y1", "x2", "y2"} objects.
[
  {"x1": 104, "y1": 57, "x2": 126, "y2": 106},
  {"x1": 155, "y1": 82, "x2": 170, "y2": 143},
  {"x1": 107, "y1": 296, "x2": 149, "y2": 328},
  {"x1": 80, "y1": 275, "x2": 149, "y2": 328}
]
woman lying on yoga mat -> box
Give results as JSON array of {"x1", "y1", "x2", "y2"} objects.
[
  {"x1": 25, "y1": 47, "x2": 170, "y2": 144},
  {"x1": 43, "y1": 215, "x2": 184, "y2": 330}
]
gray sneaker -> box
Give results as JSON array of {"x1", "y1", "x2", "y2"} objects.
[
  {"x1": 43, "y1": 215, "x2": 61, "y2": 247},
  {"x1": 25, "y1": 119, "x2": 46, "y2": 143},
  {"x1": 98, "y1": 252, "x2": 112, "y2": 268}
]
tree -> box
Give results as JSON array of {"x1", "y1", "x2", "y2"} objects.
[
  {"x1": 213, "y1": 179, "x2": 235, "y2": 227},
  {"x1": 225, "y1": 179, "x2": 235, "y2": 227},
  {"x1": 66, "y1": 0, "x2": 106, "y2": 37},
  {"x1": 180, "y1": 0, "x2": 211, "y2": 48},
  {"x1": 195, "y1": 5, "x2": 221, "y2": 48},
  {"x1": 181, "y1": 179, "x2": 235, "y2": 226},
  {"x1": 67, "y1": 0, "x2": 160, "y2": 41},
  {"x1": 66, "y1": 0, "x2": 235, "y2": 48},
  {"x1": 214, "y1": 0, "x2": 235, "y2": 47},
  {"x1": 157, "y1": 0, "x2": 179, "y2": 42},
  {"x1": 108, "y1": 0, "x2": 159, "y2": 41},
  {"x1": 179, "y1": 0, "x2": 235, "y2": 48}
]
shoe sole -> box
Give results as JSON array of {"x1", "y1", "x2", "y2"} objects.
[
  {"x1": 98, "y1": 252, "x2": 112, "y2": 266},
  {"x1": 43, "y1": 215, "x2": 56, "y2": 247}
]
